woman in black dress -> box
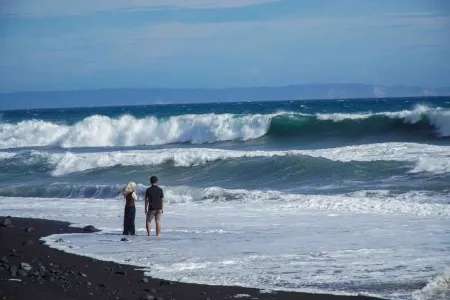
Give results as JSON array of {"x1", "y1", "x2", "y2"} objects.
[{"x1": 121, "y1": 182, "x2": 137, "y2": 235}]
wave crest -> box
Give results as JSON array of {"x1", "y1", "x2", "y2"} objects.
[
  {"x1": 1, "y1": 105, "x2": 450, "y2": 149},
  {"x1": 0, "y1": 185, "x2": 448, "y2": 217},
  {"x1": 1, "y1": 142, "x2": 450, "y2": 176},
  {"x1": 0, "y1": 113, "x2": 272, "y2": 149},
  {"x1": 412, "y1": 269, "x2": 450, "y2": 300},
  {"x1": 268, "y1": 105, "x2": 450, "y2": 139}
]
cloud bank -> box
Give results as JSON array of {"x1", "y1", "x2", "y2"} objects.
[{"x1": 1, "y1": 0, "x2": 281, "y2": 17}]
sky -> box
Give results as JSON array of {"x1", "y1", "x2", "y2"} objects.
[{"x1": 0, "y1": 0, "x2": 449, "y2": 92}]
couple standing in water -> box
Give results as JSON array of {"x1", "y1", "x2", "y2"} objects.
[{"x1": 121, "y1": 176, "x2": 164, "y2": 236}]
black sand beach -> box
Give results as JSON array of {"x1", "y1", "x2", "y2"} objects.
[{"x1": 0, "y1": 217, "x2": 383, "y2": 300}]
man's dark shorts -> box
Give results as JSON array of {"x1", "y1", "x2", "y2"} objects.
[{"x1": 146, "y1": 210, "x2": 162, "y2": 222}]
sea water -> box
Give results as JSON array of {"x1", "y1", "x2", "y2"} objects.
[{"x1": 0, "y1": 98, "x2": 449, "y2": 299}]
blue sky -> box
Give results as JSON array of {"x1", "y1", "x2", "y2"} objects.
[{"x1": 0, "y1": 0, "x2": 449, "y2": 92}]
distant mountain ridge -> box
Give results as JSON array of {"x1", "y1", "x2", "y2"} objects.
[{"x1": 1, "y1": 84, "x2": 449, "y2": 110}]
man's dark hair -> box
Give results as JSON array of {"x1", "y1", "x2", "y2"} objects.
[{"x1": 150, "y1": 176, "x2": 158, "y2": 185}]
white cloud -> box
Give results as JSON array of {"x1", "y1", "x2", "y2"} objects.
[
  {"x1": 247, "y1": 68, "x2": 260, "y2": 76},
  {"x1": 384, "y1": 12, "x2": 437, "y2": 17},
  {"x1": 1, "y1": 0, "x2": 281, "y2": 17},
  {"x1": 2, "y1": 14, "x2": 448, "y2": 71},
  {"x1": 75, "y1": 18, "x2": 332, "y2": 41},
  {"x1": 1, "y1": 13, "x2": 448, "y2": 85}
]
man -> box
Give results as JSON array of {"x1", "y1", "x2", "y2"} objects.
[{"x1": 145, "y1": 176, "x2": 164, "y2": 237}]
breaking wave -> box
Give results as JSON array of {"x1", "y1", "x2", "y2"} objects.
[
  {"x1": 1, "y1": 142, "x2": 450, "y2": 176},
  {"x1": 0, "y1": 113, "x2": 273, "y2": 149},
  {"x1": 1, "y1": 105, "x2": 450, "y2": 149},
  {"x1": 0, "y1": 185, "x2": 449, "y2": 217},
  {"x1": 412, "y1": 269, "x2": 450, "y2": 300}
]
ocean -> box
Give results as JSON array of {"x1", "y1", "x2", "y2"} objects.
[{"x1": 1, "y1": 97, "x2": 449, "y2": 300}]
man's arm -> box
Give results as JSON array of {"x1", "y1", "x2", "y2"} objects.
[
  {"x1": 145, "y1": 190, "x2": 149, "y2": 215},
  {"x1": 161, "y1": 189, "x2": 164, "y2": 213}
]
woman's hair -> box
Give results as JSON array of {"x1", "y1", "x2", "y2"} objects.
[{"x1": 121, "y1": 182, "x2": 136, "y2": 196}]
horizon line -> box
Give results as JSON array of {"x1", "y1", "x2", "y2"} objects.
[
  {"x1": 1, "y1": 95, "x2": 449, "y2": 112},
  {"x1": 1, "y1": 83, "x2": 449, "y2": 95}
]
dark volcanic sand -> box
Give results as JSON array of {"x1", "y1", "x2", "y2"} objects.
[{"x1": 0, "y1": 217, "x2": 383, "y2": 300}]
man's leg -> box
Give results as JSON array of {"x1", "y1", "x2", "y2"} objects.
[
  {"x1": 155, "y1": 211, "x2": 162, "y2": 236},
  {"x1": 146, "y1": 211, "x2": 154, "y2": 236},
  {"x1": 146, "y1": 220, "x2": 151, "y2": 236},
  {"x1": 155, "y1": 221, "x2": 162, "y2": 236}
]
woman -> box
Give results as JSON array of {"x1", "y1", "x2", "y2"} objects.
[{"x1": 121, "y1": 182, "x2": 137, "y2": 235}]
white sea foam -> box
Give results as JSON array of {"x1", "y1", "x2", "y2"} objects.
[
  {"x1": 1, "y1": 194, "x2": 449, "y2": 299},
  {"x1": 2, "y1": 181, "x2": 449, "y2": 218},
  {"x1": 412, "y1": 269, "x2": 450, "y2": 300},
  {"x1": 411, "y1": 157, "x2": 450, "y2": 174},
  {"x1": 176, "y1": 186, "x2": 450, "y2": 217},
  {"x1": 1, "y1": 105, "x2": 450, "y2": 149},
  {"x1": 2, "y1": 184, "x2": 448, "y2": 217},
  {"x1": 0, "y1": 113, "x2": 273, "y2": 149},
  {"x1": 1, "y1": 142, "x2": 449, "y2": 176},
  {"x1": 0, "y1": 152, "x2": 15, "y2": 159}
]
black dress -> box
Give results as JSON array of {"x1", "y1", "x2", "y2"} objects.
[{"x1": 123, "y1": 193, "x2": 136, "y2": 235}]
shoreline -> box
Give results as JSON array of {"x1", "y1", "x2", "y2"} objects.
[{"x1": 0, "y1": 216, "x2": 384, "y2": 300}]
